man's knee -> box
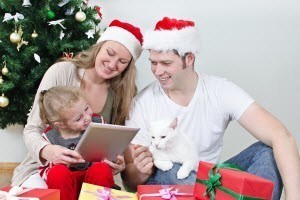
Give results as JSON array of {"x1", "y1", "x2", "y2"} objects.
[
  {"x1": 146, "y1": 163, "x2": 195, "y2": 185},
  {"x1": 253, "y1": 142, "x2": 275, "y2": 163}
]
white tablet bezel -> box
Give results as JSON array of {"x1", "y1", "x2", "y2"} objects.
[{"x1": 74, "y1": 122, "x2": 139, "y2": 162}]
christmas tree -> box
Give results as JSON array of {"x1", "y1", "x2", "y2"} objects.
[{"x1": 0, "y1": 0, "x2": 102, "y2": 129}]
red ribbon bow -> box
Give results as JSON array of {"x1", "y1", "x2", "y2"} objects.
[
  {"x1": 63, "y1": 52, "x2": 73, "y2": 59},
  {"x1": 94, "y1": 6, "x2": 102, "y2": 19}
]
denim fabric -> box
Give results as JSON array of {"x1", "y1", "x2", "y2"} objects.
[
  {"x1": 146, "y1": 141, "x2": 282, "y2": 200},
  {"x1": 224, "y1": 142, "x2": 283, "y2": 200},
  {"x1": 146, "y1": 163, "x2": 197, "y2": 185}
]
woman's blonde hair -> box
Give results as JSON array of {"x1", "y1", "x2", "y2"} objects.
[
  {"x1": 64, "y1": 42, "x2": 137, "y2": 125},
  {"x1": 39, "y1": 86, "x2": 82, "y2": 126}
]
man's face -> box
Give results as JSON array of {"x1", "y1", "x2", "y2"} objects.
[{"x1": 149, "y1": 50, "x2": 186, "y2": 91}]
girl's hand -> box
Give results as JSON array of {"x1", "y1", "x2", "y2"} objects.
[
  {"x1": 41, "y1": 144, "x2": 85, "y2": 165},
  {"x1": 104, "y1": 155, "x2": 125, "y2": 175}
]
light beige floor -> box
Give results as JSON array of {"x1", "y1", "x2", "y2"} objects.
[{"x1": 0, "y1": 162, "x2": 19, "y2": 188}]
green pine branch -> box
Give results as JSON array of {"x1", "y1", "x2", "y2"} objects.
[{"x1": 0, "y1": 0, "x2": 102, "y2": 129}]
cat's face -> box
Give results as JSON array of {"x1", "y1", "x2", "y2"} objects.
[{"x1": 149, "y1": 118, "x2": 178, "y2": 150}]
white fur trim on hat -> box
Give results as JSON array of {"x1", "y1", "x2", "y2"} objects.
[
  {"x1": 143, "y1": 27, "x2": 199, "y2": 56},
  {"x1": 97, "y1": 26, "x2": 142, "y2": 61}
]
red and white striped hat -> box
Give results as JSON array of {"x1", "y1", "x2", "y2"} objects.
[
  {"x1": 143, "y1": 17, "x2": 199, "y2": 56},
  {"x1": 97, "y1": 19, "x2": 143, "y2": 61}
]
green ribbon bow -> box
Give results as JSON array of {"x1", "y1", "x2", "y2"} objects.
[
  {"x1": 203, "y1": 172, "x2": 222, "y2": 200},
  {"x1": 196, "y1": 163, "x2": 263, "y2": 200}
]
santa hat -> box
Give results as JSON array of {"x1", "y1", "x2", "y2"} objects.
[
  {"x1": 143, "y1": 17, "x2": 199, "y2": 56},
  {"x1": 97, "y1": 19, "x2": 143, "y2": 61}
]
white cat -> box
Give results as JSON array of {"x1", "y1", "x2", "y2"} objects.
[{"x1": 149, "y1": 117, "x2": 198, "y2": 179}]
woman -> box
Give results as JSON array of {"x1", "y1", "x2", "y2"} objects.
[{"x1": 11, "y1": 19, "x2": 143, "y2": 187}]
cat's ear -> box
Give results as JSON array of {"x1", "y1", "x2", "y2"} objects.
[{"x1": 170, "y1": 117, "x2": 178, "y2": 129}]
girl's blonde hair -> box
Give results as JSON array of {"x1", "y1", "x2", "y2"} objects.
[
  {"x1": 64, "y1": 42, "x2": 137, "y2": 125},
  {"x1": 39, "y1": 86, "x2": 82, "y2": 126}
]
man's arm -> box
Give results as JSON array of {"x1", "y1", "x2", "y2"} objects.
[
  {"x1": 121, "y1": 144, "x2": 155, "y2": 191},
  {"x1": 238, "y1": 102, "x2": 300, "y2": 200}
]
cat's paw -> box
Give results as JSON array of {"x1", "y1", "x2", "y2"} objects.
[
  {"x1": 154, "y1": 160, "x2": 173, "y2": 171},
  {"x1": 177, "y1": 167, "x2": 191, "y2": 179}
]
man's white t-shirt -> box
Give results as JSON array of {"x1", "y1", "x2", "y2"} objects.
[{"x1": 126, "y1": 73, "x2": 254, "y2": 163}]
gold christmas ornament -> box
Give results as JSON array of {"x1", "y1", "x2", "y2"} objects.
[
  {"x1": 17, "y1": 38, "x2": 29, "y2": 51},
  {"x1": 0, "y1": 94, "x2": 9, "y2": 107},
  {"x1": 99, "y1": 29, "x2": 104, "y2": 37},
  {"x1": 18, "y1": 25, "x2": 23, "y2": 37},
  {"x1": 75, "y1": 9, "x2": 86, "y2": 22},
  {"x1": 2, "y1": 62, "x2": 9, "y2": 75},
  {"x1": 0, "y1": 76, "x2": 3, "y2": 84},
  {"x1": 10, "y1": 31, "x2": 21, "y2": 43},
  {"x1": 31, "y1": 30, "x2": 38, "y2": 38}
]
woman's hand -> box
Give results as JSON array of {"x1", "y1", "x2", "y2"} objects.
[
  {"x1": 104, "y1": 155, "x2": 125, "y2": 175},
  {"x1": 40, "y1": 144, "x2": 85, "y2": 165}
]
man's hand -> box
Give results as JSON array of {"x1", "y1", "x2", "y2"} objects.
[
  {"x1": 132, "y1": 144, "x2": 154, "y2": 175},
  {"x1": 40, "y1": 144, "x2": 85, "y2": 165}
]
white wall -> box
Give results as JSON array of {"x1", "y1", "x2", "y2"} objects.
[
  {"x1": 0, "y1": 125, "x2": 26, "y2": 162},
  {"x1": 0, "y1": 0, "x2": 299, "y2": 162}
]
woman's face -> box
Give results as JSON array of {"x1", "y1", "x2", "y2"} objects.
[{"x1": 94, "y1": 41, "x2": 132, "y2": 80}]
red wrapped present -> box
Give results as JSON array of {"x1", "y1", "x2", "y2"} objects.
[
  {"x1": 0, "y1": 186, "x2": 60, "y2": 200},
  {"x1": 137, "y1": 185, "x2": 195, "y2": 200},
  {"x1": 194, "y1": 162, "x2": 274, "y2": 200}
]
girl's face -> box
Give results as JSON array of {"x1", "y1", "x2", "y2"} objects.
[
  {"x1": 94, "y1": 41, "x2": 132, "y2": 80},
  {"x1": 60, "y1": 97, "x2": 93, "y2": 133}
]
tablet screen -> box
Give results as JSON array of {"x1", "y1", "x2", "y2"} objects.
[{"x1": 74, "y1": 123, "x2": 139, "y2": 162}]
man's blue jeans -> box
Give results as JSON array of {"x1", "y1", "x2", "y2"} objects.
[{"x1": 146, "y1": 142, "x2": 283, "y2": 200}]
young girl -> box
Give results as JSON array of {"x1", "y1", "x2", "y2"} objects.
[{"x1": 38, "y1": 86, "x2": 121, "y2": 200}]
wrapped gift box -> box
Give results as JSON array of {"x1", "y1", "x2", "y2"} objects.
[
  {"x1": 0, "y1": 186, "x2": 60, "y2": 200},
  {"x1": 194, "y1": 161, "x2": 274, "y2": 200},
  {"x1": 138, "y1": 185, "x2": 195, "y2": 200},
  {"x1": 79, "y1": 182, "x2": 137, "y2": 200}
]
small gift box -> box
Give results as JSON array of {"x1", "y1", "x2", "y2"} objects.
[
  {"x1": 194, "y1": 161, "x2": 274, "y2": 200},
  {"x1": 78, "y1": 182, "x2": 137, "y2": 200},
  {"x1": 0, "y1": 186, "x2": 60, "y2": 200},
  {"x1": 137, "y1": 185, "x2": 195, "y2": 200}
]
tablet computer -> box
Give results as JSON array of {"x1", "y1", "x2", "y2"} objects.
[{"x1": 74, "y1": 123, "x2": 139, "y2": 162}]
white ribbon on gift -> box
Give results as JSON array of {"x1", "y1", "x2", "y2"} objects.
[
  {"x1": 0, "y1": 186, "x2": 39, "y2": 200},
  {"x1": 3, "y1": 13, "x2": 24, "y2": 22}
]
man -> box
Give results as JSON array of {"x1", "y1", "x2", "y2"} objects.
[{"x1": 122, "y1": 17, "x2": 300, "y2": 200}]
